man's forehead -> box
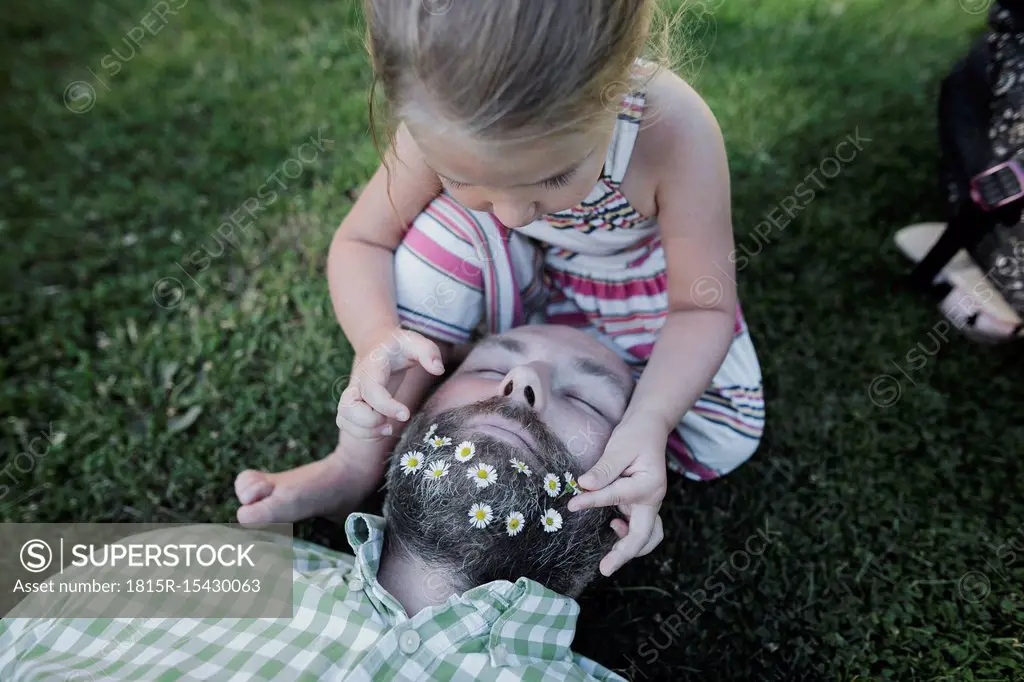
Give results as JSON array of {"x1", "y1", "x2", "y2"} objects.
[{"x1": 476, "y1": 326, "x2": 589, "y2": 356}]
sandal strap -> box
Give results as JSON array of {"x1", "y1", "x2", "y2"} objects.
[{"x1": 970, "y1": 157, "x2": 1024, "y2": 210}]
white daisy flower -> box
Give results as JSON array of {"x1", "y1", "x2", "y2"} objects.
[
  {"x1": 428, "y1": 435, "x2": 452, "y2": 450},
  {"x1": 468, "y1": 503, "x2": 493, "y2": 529},
  {"x1": 399, "y1": 451, "x2": 424, "y2": 475},
  {"x1": 423, "y1": 423, "x2": 438, "y2": 442},
  {"x1": 541, "y1": 509, "x2": 563, "y2": 533},
  {"x1": 466, "y1": 462, "x2": 498, "y2": 489},
  {"x1": 510, "y1": 457, "x2": 532, "y2": 476},
  {"x1": 542, "y1": 473, "x2": 561, "y2": 497},
  {"x1": 505, "y1": 512, "x2": 525, "y2": 537},
  {"x1": 454, "y1": 441, "x2": 476, "y2": 463},
  {"x1": 423, "y1": 459, "x2": 450, "y2": 481},
  {"x1": 563, "y1": 471, "x2": 580, "y2": 496}
]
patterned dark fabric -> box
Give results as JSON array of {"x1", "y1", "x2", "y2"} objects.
[
  {"x1": 964, "y1": 1, "x2": 1024, "y2": 314},
  {"x1": 988, "y1": 2, "x2": 1024, "y2": 162}
]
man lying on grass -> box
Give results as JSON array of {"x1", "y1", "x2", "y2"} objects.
[{"x1": 1, "y1": 325, "x2": 659, "y2": 681}]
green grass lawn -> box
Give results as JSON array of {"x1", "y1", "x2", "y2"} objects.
[{"x1": 3, "y1": 0, "x2": 1024, "y2": 678}]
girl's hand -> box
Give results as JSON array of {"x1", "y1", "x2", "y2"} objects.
[
  {"x1": 336, "y1": 326, "x2": 445, "y2": 440},
  {"x1": 567, "y1": 413, "x2": 670, "y2": 576}
]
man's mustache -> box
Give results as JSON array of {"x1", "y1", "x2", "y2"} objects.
[
  {"x1": 449, "y1": 397, "x2": 558, "y2": 448},
  {"x1": 424, "y1": 396, "x2": 571, "y2": 469}
]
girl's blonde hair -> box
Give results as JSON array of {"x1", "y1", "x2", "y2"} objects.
[{"x1": 364, "y1": 0, "x2": 673, "y2": 151}]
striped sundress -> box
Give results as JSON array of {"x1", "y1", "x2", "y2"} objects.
[{"x1": 394, "y1": 86, "x2": 765, "y2": 481}]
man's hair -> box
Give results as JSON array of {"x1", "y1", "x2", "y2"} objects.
[{"x1": 383, "y1": 396, "x2": 616, "y2": 597}]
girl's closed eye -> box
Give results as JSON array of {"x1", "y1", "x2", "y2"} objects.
[
  {"x1": 474, "y1": 368, "x2": 507, "y2": 378},
  {"x1": 542, "y1": 168, "x2": 576, "y2": 190},
  {"x1": 439, "y1": 168, "x2": 577, "y2": 191}
]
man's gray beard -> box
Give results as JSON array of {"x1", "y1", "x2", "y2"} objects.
[{"x1": 383, "y1": 396, "x2": 616, "y2": 598}]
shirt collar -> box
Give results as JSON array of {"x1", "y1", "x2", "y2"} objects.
[
  {"x1": 344, "y1": 512, "x2": 583, "y2": 668},
  {"x1": 344, "y1": 512, "x2": 406, "y2": 620}
]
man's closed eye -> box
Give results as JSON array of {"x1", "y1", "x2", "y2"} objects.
[{"x1": 564, "y1": 392, "x2": 605, "y2": 419}]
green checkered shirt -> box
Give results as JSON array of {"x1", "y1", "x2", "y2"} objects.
[{"x1": 0, "y1": 514, "x2": 625, "y2": 681}]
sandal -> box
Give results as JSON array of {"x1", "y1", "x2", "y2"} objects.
[{"x1": 895, "y1": 222, "x2": 1023, "y2": 342}]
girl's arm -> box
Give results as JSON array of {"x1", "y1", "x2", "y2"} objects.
[
  {"x1": 327, "y1": 124, "x2": 446, "y2": 357},
  {"x1": 624, "y1": 76, "x2": 737, "y2": 430}
]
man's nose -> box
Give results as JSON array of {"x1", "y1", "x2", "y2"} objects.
[{"x1": 498, "y1": 365, "x2": 547, "y2": 411}]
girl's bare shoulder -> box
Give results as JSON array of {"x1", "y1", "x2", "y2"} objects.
[{"x1": 635, "y1": 68, "x2": 725, "y2": 174}]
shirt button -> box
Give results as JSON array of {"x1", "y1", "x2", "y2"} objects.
[
  {"x1": 348, "y1": 577, "x2": 364, "y2": 592},
  {"x1": 493, "y1": 644, "x2": 508, "y2": 664},
  {"x1": 398, "y1": 630, "x2": 421, "y2": 654}
]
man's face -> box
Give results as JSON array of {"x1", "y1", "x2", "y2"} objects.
[
  {"x1": 383, "y1": 325, "x2": 634, "y2": 598},
  {"x1": 423, "y1": 325, "x2": 635, "y2": 471}
]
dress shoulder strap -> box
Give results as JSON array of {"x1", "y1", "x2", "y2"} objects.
[{"x1": 602, "y1": 61, "x2": 654, "y2": 187}]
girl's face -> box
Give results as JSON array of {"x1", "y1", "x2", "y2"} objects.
[{"x1": 408, "y1": 122, "x2": 613, "y2": 227}]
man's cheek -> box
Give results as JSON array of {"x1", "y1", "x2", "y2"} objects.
[
  {"x1": 564, "y1": 417, "x2": 610, "y2": 469},
  {"x1": 422, "y1": 376, "x2": 479, "y2": 414}
]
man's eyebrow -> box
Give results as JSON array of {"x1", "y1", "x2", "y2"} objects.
[
  {"x1": 474, "y1": 336, "x2": 526, "y2": 355},
  {"x1": 473, "y1": 336, "x2": 629, "y2": 400},
  {"x1": 572, "y1": 357, "x2": 631, "y2": 403}
]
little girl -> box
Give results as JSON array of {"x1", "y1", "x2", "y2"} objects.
[{"x1": 236, "y1": 0, "x2": 765, "y2": 575}]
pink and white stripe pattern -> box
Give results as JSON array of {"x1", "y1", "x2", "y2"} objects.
[{"x1": 393, "y1": 82, "x2": 764, "y2": 481}]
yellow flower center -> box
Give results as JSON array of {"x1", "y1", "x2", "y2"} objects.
[
  {"x1": 545, "y1": 518, "x2": 553, "y2": 525},
  {"x1": 509, "y1": 520, "x2": 519, "y2": 528},
  {"x1": 477, "y1": 471, "x2": 487, "y2": 478},
  {"x1": 475, "y1": 511, "x2": 486, "y2": 520}
]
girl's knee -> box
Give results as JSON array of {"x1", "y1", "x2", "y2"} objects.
[
  {"x1": 720, "y1": 432, "x2": 762, "y2": 474},
  {"x1": 394, "y1": 195, "x2": 496, "y2": 346},
  {"x1": 668, "y1": 428, "x2": 763, "y2": 480}
]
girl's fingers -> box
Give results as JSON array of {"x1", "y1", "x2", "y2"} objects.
[
  {"x1": 336, "y1": 398, "x2": 387, "y2": 430},
  {"x1": 338, "y1": 417, "x2": 391, "y2": 441},
  {"x1": 338, "y1": 383, "x2": 361, "y2": 409},
  {"x1": 577, "y1": 443, "x2": 633, "y2": 492},
  {"x1": 353, "y1": 371, "x2": 409, "y2": 422},
  {"x1": 403, "y1": 331, "x2": 445, "y2": 375},
  {"x1": 567, "y1": 477, "x2": 647, "y2": 512},
  {"x1": 610, "y1": 518, "x2": 629, "y2": 539},
  {"x1": 607, "y1": 515, "x2": 662, "y2": 555},
  {"x1": 599, "y1": 505, "x2": 658, "y2": 577},
  {"x1": 636, "y1": 515, "x2": 664, "y2": 557},
  {"x1": 354, "y1": 347, "x2": 392, "y2": 389}
]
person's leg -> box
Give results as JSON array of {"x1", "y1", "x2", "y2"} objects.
[{"x1": 234, "y1": 194, "x2": 542, "y2": 523}]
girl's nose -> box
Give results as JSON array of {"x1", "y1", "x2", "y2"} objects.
[
  {"x1": 491, "y1": 201, "x2": 538, "y2": 228},
  {"x1": 497, "y1": 364, "x2": 548, "y2": 412}
]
